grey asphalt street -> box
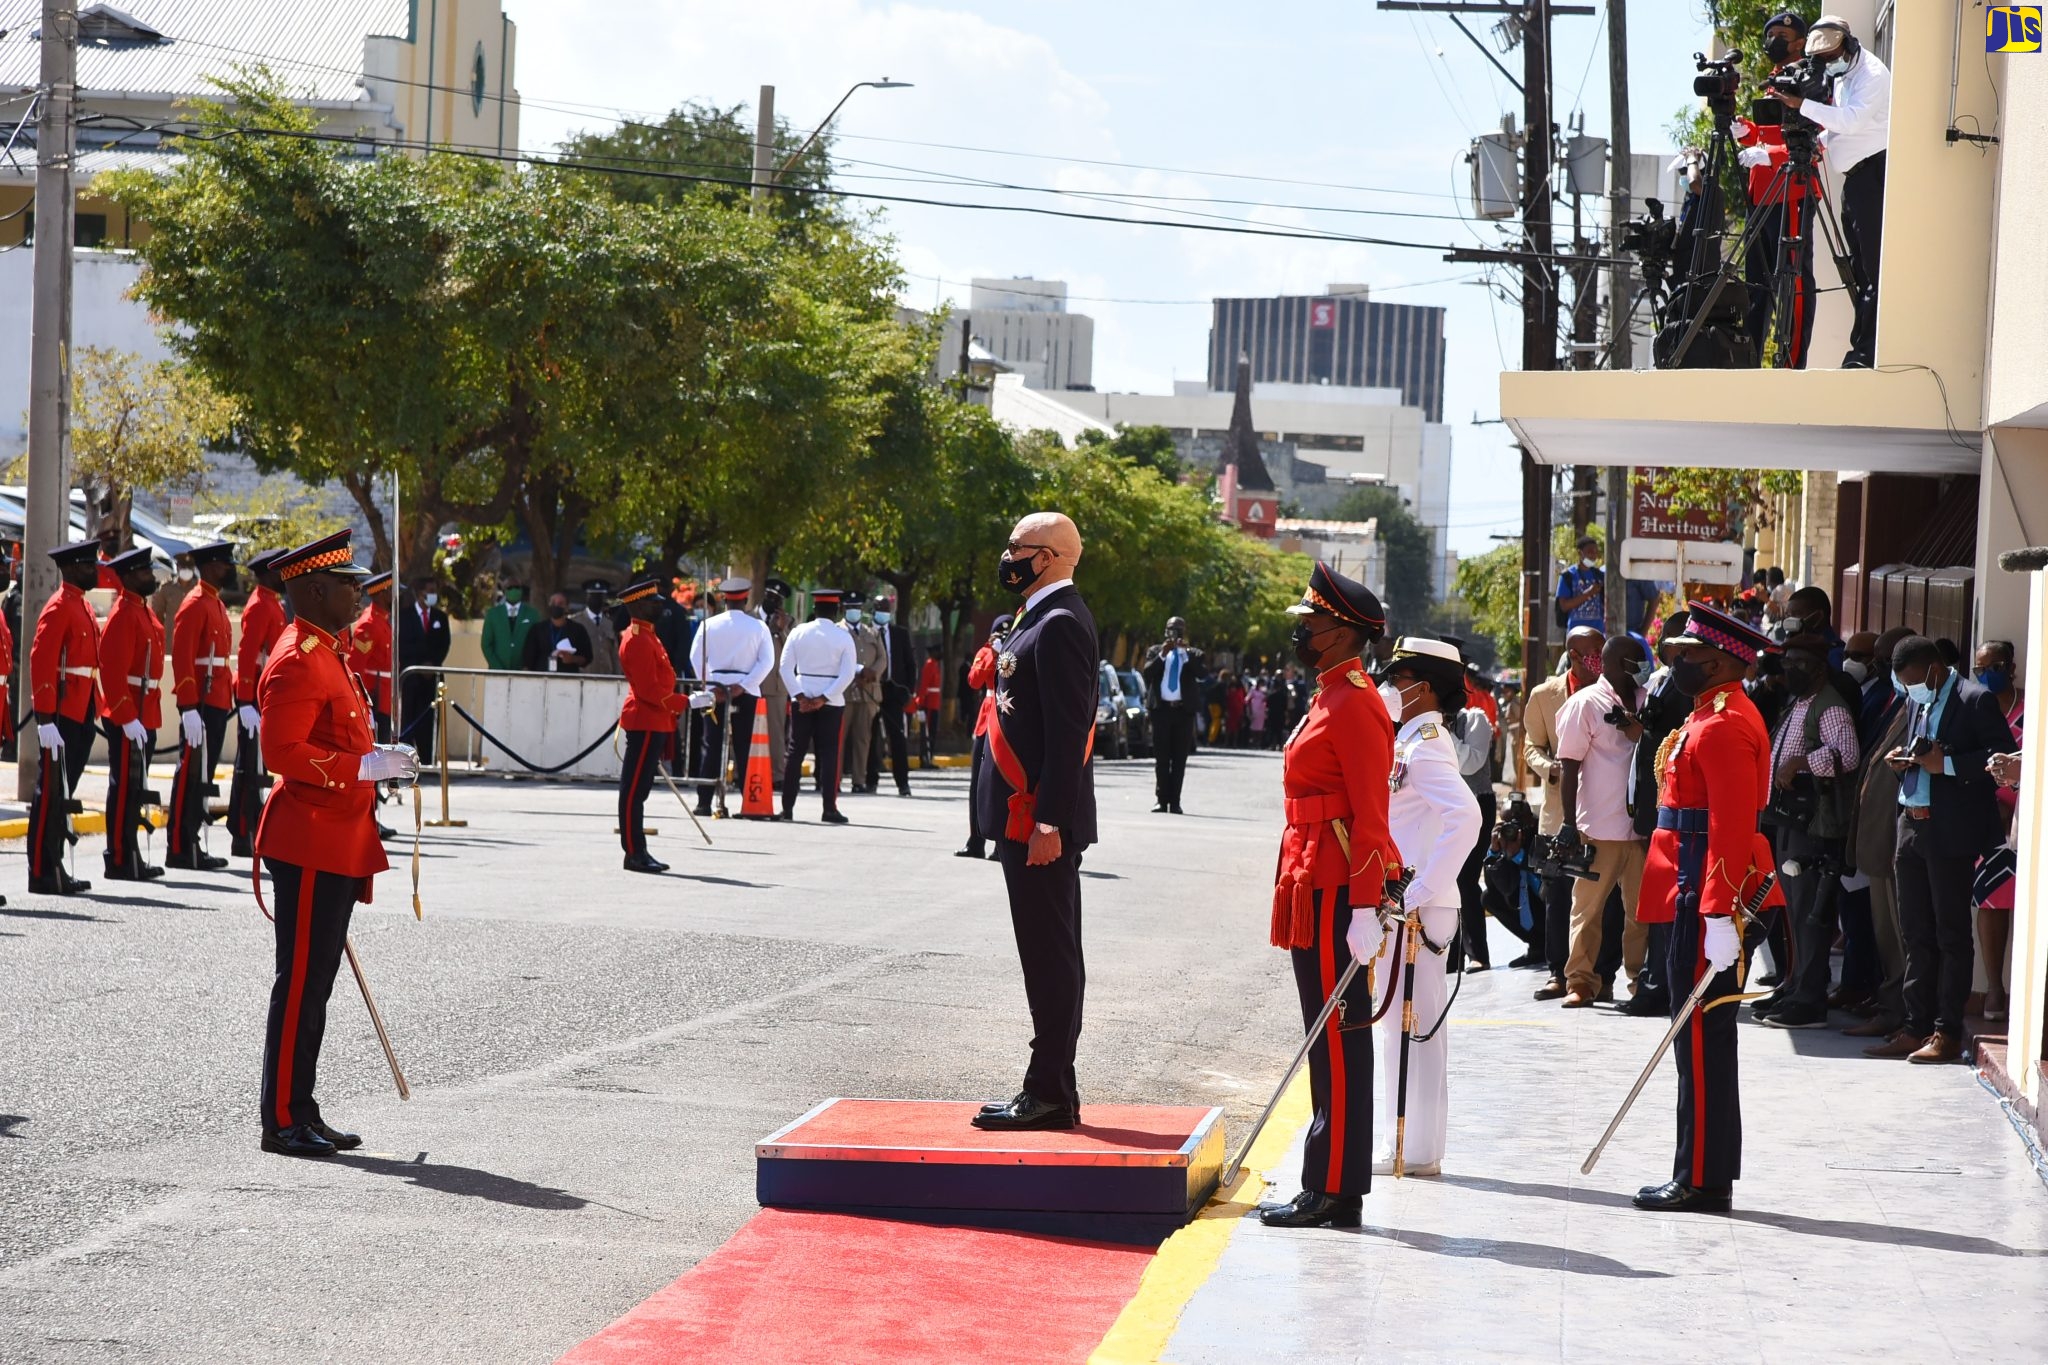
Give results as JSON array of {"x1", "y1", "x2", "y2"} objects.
[{"x1": 0, "y1": 747, "x2": 1298, "y2": 1362}]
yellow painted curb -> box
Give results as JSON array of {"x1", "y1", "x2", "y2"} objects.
[
  {"x1": 0, "y1": 807, "x2": 166, "y2": 841},
  {"x1": 1087, "y1": 1072, "x2": 1312, "y2": 1365}
]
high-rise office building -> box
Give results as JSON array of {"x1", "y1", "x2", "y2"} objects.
[{"x1": 1206, "y1": 286, "x2": 1446, "y2": 421}]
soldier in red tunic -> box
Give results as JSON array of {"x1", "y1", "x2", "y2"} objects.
[
  {"x1": 27, "y1": 540, "x2": 105, "y2": 896},
  {"x1": 347, "y1": 572, "x2": 396, "y2": 739},
  {"x1": 228, "y1": 548, "x2": 288, "y2": 858},
  {"x1": 98, "y1": 546, "x2": 166, "y2": 882},
  {"x1": 616, "y1": 578, "x2": 695, "y2": 873},
  {"x1": 255, "y1": 530, "x2": 418, "y2": 1158},
  {"x1": 168, "y1": 540, "x2": 238, "y2": 871},
  {"x1": 1258, "y1": 561, "x2": 1403, "y2": 1230},
  {"x1": 1634, "y1": 601, "x2": 1784, "y2": 1213}
]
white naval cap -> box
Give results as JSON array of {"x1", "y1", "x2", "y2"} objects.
[
  {"x1": 718, "y1": 575, "x2": 753, "y2": 594},
  {"x1": 1390, "y1": 636, "x2": 1463, "y2": 666}
]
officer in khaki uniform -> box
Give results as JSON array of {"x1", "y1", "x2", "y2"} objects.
[
  {"x1": 758, "y1": 578, "x2": 794, "y2": 778},
  {"x1": 840, "y1": 590, "x2": 885, "y2": 794}
]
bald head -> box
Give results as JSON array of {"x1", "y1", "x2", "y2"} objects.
[{"x1": 1005, "y1": 511, "x2": 1083, "y2": 583}]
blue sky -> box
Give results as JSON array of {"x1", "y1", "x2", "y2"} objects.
[{"x1": 515, "y1": 1, "x2": 1714, "y2": 560}]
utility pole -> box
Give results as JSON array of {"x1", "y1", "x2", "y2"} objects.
[
  {"x1": 749, "y1": 84, "x2": 775, "y2": 215},
  {"x1": 22, "y1": 0, "x2": 75, "y2": 801},
  {"x1": 1604, "y1": 0, "x2": 1631, "y2": 637},
  {"x1": 1518, "y1": 0, "x2": 1557, "y2": 688}
]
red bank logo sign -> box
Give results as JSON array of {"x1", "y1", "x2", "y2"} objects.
[{"x1": 1309, "y1": 299, "x2": 1337, "y2": 330}]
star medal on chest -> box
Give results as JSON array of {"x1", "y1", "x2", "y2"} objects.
[
  {"x1": 994, "y1": 687, "x2": 1015, "y2": 716},
  {"x1": 996, "y1": 650, "x2": 1018, "y2": 679}
]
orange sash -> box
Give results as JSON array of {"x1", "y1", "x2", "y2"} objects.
[{"x1": 985, "y1": 703, "x2": 1094, "y2": 842}]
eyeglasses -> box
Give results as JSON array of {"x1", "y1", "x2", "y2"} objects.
[{"x1": 1005, "y1": 540, "x2": 1053, "y2": 556}]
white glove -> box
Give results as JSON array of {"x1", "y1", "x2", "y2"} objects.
[
  {"x1": 180, "y1": 710, "x2": 204, "y2": 749},
  {"x1": 1345, "y1": 911, "x2": 1384, "y2": 968},
  {"x1": 238, "y1": 704, "x2": 261, "y2": 733},
  {"x1": 687, "y1": 691, "x2": 717, "y2": 711},
  {"x1": 1703, "y1": 916, "x2": 1740, "y2": 972},
  {"x1": 1730, "y1": 118, "x2": 1754, "y2": 139},
  {"x1": 37, "y1": 722, "x2": 62, "y2": 752},
  {"x1": 357, "y1": 744, "x2": 421, "y2": 785},
  {"x1": 1736, "y1": 146, "x2": 1771, "y2": 168},
  {"x1": 121, "y1": 719, "x2": 148, "y2": 745}
]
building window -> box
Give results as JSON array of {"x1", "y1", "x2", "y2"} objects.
[
  {"x1": 472, "y1": 42, "x2": 488, "y2": 115},
  {"x1": 20, "y1": 211, "x2": 108, "y2": 247}
]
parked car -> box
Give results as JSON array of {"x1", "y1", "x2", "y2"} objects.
[
  {"x1": 1118, "y1": 668, "x2": 1153, "y2": 758},
  {"x1": 1095, "y1": 661, "x2": 1131, "y2": 759}
]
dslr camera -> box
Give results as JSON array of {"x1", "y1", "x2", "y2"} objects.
[
  {"x1": 1486, "y1": 791, "x2": 1539, "y2": 871},
  {"x1": 1536, "y1": 826, "x2": 1600, "y2": 881}
]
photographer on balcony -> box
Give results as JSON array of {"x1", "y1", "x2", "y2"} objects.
[
  {"x1": 1767, "y1": 14, "x2": 1891, "y2": 368},
  {"x1": 1736, "y1": 12, "x2": 1821, "y2": 368},
  {"x1": 1752, "y1": 634, "x2": 1862, "y2": 1030},
  {"x1": 1553, "y1": 635, "x2": 1655, "y2": 1010}
]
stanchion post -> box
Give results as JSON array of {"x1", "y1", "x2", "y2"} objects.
[{"x1": 423, "y1": 675, "x2": 467, "y2": 828}]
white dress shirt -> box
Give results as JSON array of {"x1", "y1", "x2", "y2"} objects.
[
  {"x1": 1801, "y1": 47, "x2": 1891, "y2": 173},
  {"x1": 689, "y1": 606, "x2": 774, "y2": 695},
  {"x1": 1158, "y1": 646, "x2": 1186, "y2": 702},
  {"x1": 1553, "y1": 676, "x2": 1640, "y2": 843},
  {"x1": 1022, "y1": 577, "x2": 1074, "y2": 616},
  {"x1": 1389, "y1": 710, "x2": 1483, "y2": 910},
  {"x1": 778, "y1": 617, "x2": 859, "y2": 706}
]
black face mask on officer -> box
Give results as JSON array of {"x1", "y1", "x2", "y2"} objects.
[
  {"x1": 1764, "y1": 32, "x2": 1793, "y2": 63},
  {"x1": 1669, "y1": 654, "x2": 1712, "y2": 697},
  {"x1": 1290, "y1": 621, "x2": 1347, "y2": 669},
  {"x1": 997, "y1": 546, "x2": 1049, "y2": 595}
]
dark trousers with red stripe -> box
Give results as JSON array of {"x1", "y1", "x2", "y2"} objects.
[
  {"x1": 618, "y1": 727, "x2": 668, "y2": 856},
  {"x1": 1668, "y1": 858, "x2": 1742, "y2": 1189},
  {"x1": 101, "y1": 721, "x2": 151, "y2": 869},
  {"x1": 227, "y1": 719, "x2": 266, "y2": 851},
  {"x1": 998, "y1": 838, "x2": 1085, "y2": 1114},
  {"x1": 28, "y1": 715, "x2": 95, "y2": 879},
  {"x1": 782, "y1": 704, "x2": 844, "y2": 815},
  {"x1": 168, "y1": 705, "x2": 231, "y2": 856},
  {"x1": 1288, "y1": 888, "x2": 1376, "y2": 1197},
  {"x1": 260, "y1": 859, "x2": 357, "y2": 1132}
]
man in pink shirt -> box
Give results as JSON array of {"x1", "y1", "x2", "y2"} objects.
[{"x1": 1554, "y1": 635, "x2": 1653, "y2": 1007}]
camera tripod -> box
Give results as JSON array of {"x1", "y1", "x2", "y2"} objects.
[
  {"x1": 1729, "y1": 140, "x2": 1855, "y2": 369},
  {"x1": 1660, "y1": 100, "x2": 1755, "y2": 369}
]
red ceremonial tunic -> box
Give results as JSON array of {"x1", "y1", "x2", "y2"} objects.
[
  {"x1": 98, "y1": 588, "x2": 165, "y2": 730},
  {"x1": 234, "y1": 584, "x2": 287, "y2": 706},
  {"x1": 346, "y1": 604, "x2": 394, "y2": 716},
  {"x1": 618, "y1": 620, "x2": 689, "y2": 731},
  {"x1": 254, "y1": 620, "x2": 389, "y2": 890},
  {"x1": 1272, "y1": 659, "x2": 1399, "y2": 948},
  {"x1": 969, "y1": 644, "x2": 998, "y2": 738},
  {"x1": 173, "y1": 580, "x2": 234, "y2": 711},
  {"x1": 1639, "y1": 679, "x2": 1786, "y2": 922},
  {"x1": 0, "y1": 607, "x2": 14, "y2": 739},
  {"x1": 29, "y1": 582, "x2": 100, "y2": 722}
]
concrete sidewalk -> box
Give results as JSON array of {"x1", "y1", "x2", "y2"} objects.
[{"x1": 1165, "y1": 949, "x2": 2048, "y2": 1364}]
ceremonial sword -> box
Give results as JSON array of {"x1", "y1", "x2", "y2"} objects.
[
  {"x1": 1222, "y1": 866, "x2": 1414, "y2": 1189},
  {"x1": 1579, "y1": 871, "x2": 1778, "y2": 1175}
]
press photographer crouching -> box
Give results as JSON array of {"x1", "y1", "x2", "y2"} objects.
[
  {"x1": 1768, "y1": 14, "x2": 1891, "y2": 368},
  {"x1": 1481, "y1": 791, "x2": 1545, "y2": 964},
  {"x1": 1753, "y1": 634, "x2": 1862, "y2": 1029}
]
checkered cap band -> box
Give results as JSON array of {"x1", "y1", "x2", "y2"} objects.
[{"x1": 280, "y1": 546, "x2": 354, "y2": 580}]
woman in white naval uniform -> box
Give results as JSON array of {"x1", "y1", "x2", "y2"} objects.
[{"x1": 1367, "y1": 636, "x2": 1482, "y2": 1175}]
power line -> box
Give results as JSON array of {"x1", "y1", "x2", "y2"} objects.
[{"x1": 899, "y1": 269, "x2": 1486, "y2": 306}]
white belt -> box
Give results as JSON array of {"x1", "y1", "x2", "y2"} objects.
[
  {"x1": 60, "y1": 666, "x2": 95, "y2": 678},
  {"x1": 196, "y1": 655, "x2": 229, "y2": 667},
  {"x1": 126, "y1": 675, "x2": 155, "y2": 689},
  {"x1": 360, "y1": 668, "x2": 392, "y2": 677}
]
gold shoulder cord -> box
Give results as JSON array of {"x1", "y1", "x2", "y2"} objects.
[{"x1": 1653, "y1": 727, "x2": 1684, "y2": 804}]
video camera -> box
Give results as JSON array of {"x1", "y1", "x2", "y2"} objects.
[
  {"x1": 1692, "y1": 51, "x2": 1743, "y2": 118},
  {"x1": 1541, "y1": 827, "x2": 1600, "y2": 881},
  {"x1": 1760, "y1": 55, "x2": 1833, "y2": 163},
  {"x1": 1619, "y1": 197, "x2": 1679, "y2": 308}
]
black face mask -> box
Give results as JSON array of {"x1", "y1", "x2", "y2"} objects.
[
  {"x1": 549, "y1": 606, "x2": 567, "y2": 621},
  {"x1": 1290, "y1": 621, "x2": 1338, "y2": 668},
  {"x1": 1764, "y1": 33, "x2": 1792, "y2": 63},
  {"x1": 1669, "y1": 656, "x2": 1711, "y2": 697},
  {"x1": 997, "y1": 551, "x2": 1045, "y2": 595},
  {"x1": 1783, "y1": 662, "x2": 1820, "y2": 695}
]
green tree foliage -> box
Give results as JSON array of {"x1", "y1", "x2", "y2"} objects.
[
  {"x1": 1074, "y1": 424, "x2": 1183, "y2": 481},
  {"x1": 1648, "y1": 466, "x2": 1801, "y2": 529},
  {"x1": 1453, "y1": 541, "x2": 1523, "y2": 666},
  {"x1": 64, "y1": 348, "x2": 233, "y2": 548},
  {"x1": 1324, "y1": 484, "x2": 1434, "y2": 626},
  {"x1": 557, "y1": 101, "x2": 838, "y2": 227}
]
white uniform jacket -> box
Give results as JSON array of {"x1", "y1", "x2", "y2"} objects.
[
  {"x1": 689, "y1": 607, "x2": 774, "y2": 697},
  {"x1": 1389, "y1": 709, "x2": 1484, "y2": 910},
  {"x1": 778, "y1": 618, "x2": 859, "y2": 707}
]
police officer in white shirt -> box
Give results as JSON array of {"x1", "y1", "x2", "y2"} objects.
[
  {"x1": 1769, "y1": 14, "x2": 1890, "y2": 367},
  {"x1": 1141, "y1": 616, "x2": 1202, "y2": 813},
  {"x1": 1362, "y1": 637, "x2": 1482, "y2": 1176},
  {"x1": 688, "y1": 576, "x2": 774, "y2": 815},
  {"x1": 777, "y1": 588, "x2": 858, "y2": 824}
]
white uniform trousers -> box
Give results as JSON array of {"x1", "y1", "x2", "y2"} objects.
[{"x1": 1377, "y1": 902, "x2": 1457, "y2": 1171}]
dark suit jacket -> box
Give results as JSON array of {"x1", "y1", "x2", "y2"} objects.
[
  {"x1": 523, "y1": 617, "x2": 593, "y2": 672},
  {"x1": 975, "y1": 584, "x2": 1098, "y2": 850},
  {"x1": 879, "y1": 622, "x2": 916, "y2": 707},
  {"x1": 397, "y1": 595, "x2": 451, "y2": 669},
  {"x1": 1912, "y1": 675, "x2": 2016, "y2": 860}
]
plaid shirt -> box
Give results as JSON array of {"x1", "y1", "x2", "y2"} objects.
[{"x1": 1770, "y1": 692, "x2": 1859, "y2": 777}]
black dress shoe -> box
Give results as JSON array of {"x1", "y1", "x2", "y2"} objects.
[
  {"x1": 1507, "y1": 952, "x2": 1541, "y2": 969},
  {"x1": 979, "y1": 1091, "x2": 1030, "y2": 1115},
  {"x1": 775, "y1": 810, "x2": 795, "y2": 822},
  {"x1": 1755, "y1": 970, "x2": 1783, "y2": 988},
  {"x1": 1169, "y1": 802, "x2": 1183, "y2": 814},
  {"x1": 376, "y1": 823, "x2": 397, "y2": 840},
  {"x1": 167, "y1": 851, "x2": 228, "y2": 872},
  {"x1": 104, "y1": 858, "x2": 150, "y2": 882},
  {"x1": 1631, "y1": 1179, "x2": 1731, "y2": 1213},
  {"x1": 260, "y1": 1124, "x2": 337, "y2": 1159},
  {"x1": 622, "y1": 852, "x2": 666, "y2": 874},
  {"x1": 1152, "y1": 803, "x2": 1170, "y2": 813},
  {"x1": 971, "y1": 1094, "x2": 1076, "y2": 1131},
  {"x1": 821, "y1": 810, "x2": 850, "y2": 825},
  {"x1": 1618, "y1": 992, "x2": 1670, "y2": 1017},
  {"x1": 1257, "y1": 1191, "x2": 1362, "y2": 1229},
  {"x1": 955, "y1": 844, "x2": 987, "y2": 858},
  {"x1": 231, "y1": 840, "x2": 255, "y2": 859},
  {"x1": 312, "y1": 1120, "x2": 362, "y2": 1151},
  {"x1": 1762, "y1": 1002, "x2": 1829, "y2": 1030}
]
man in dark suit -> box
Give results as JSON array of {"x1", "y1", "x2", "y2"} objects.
[
  {"x1": 1141, "y1": 616, "x2": 1201, "y2": 814},
  {"x1": 974, "y1": 512, "x2": 1098, "y2": 1132},
  {"x1": 870, "y1": 594, "x2": 915, "y2": 797},
  {"x1": 397, "y1": 575, "x2": 452, "y2": 759},
  {"x1": 1866, "y1": 635, "x2": 2016, "y2": 1064}
]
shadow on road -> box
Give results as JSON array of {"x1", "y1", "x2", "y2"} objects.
[
  {"x1": 0, "y1": 1114, "x2": 27, "y2": 1138},
  {"x1": 1356, "y1": 1223, "x2": 1671, "y2": 1278},
  {"x1": 0, "y1": 904, "x2": 107, "y2": 923},
  {"x1": 334, "y1": 1152, "x2": 588, "y2": 1210}
]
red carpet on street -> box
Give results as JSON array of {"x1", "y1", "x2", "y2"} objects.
[{"x1": 558, "y1": 1210, "x2": 1154, "y2": 1365}]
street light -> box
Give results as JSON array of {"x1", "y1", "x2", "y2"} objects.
[{"x1": 775, "y1": 78, "x2": 912, "y2": 182}]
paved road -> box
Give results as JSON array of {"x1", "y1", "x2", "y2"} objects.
[{"x1": 0, "y1": 748, "x2": 1299, "y2": 1362}]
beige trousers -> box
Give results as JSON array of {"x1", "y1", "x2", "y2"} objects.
[{"x1": 1565, "y1": 836, "x2": 1648, "y2": 997}]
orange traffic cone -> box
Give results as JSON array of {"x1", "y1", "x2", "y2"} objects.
[{"x1": 740, "y1": 703, "x2": 775, "y2": 819}]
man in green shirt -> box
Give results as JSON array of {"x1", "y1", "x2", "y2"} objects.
[{"x1": 482, "y1": 582, "x2": 539, "y2": 670}]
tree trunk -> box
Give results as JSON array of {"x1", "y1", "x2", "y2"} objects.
[{"x1": 341, "y1": 469, "x2": 393, "y2": 571}]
